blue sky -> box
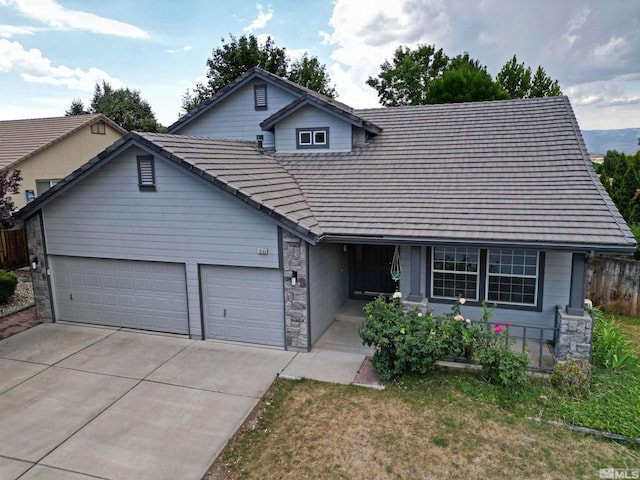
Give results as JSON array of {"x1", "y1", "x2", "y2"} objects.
[{"x1": 1, "y1": 0, "x2": 639, "y2": 130}]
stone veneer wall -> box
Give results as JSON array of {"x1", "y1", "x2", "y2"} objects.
[
  {"x1": 282, "y1": 230, "x2": 309, "y2": 351},
  {"x1": 555, "y1": 306, "x2": 593, "y2": 362},
  {"x1": 25, "y1": 214, "x2": 52, "y2": 321}
]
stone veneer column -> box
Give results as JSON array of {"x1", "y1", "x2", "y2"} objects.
[
  {"x1": 282, "y1": 230, "x2": 309, "y2": 351},
  {"x1": 555, "y1": 306, "x2": 593, "y2": 362},
  {"x1": 25, "y1": 213, "x2": 53, "y2": 321}
]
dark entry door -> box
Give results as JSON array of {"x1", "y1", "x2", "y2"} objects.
[{"x1": 349, "y1": 245, "x2": 397, "y2": 299}]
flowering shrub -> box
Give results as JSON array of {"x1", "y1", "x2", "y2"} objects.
[
  {"x1": 359, "y1": 294, "x2": 452, "y2": 380},
  {"x1": 359, "y1": 294, "x2": 531, "y2": 388}
]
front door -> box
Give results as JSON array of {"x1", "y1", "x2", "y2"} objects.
[{"x1": 349, "y1": 245, "x2": 396, "y2": 299}]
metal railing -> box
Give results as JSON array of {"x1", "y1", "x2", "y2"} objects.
[{"x1": 468, "y1": 318, "x2": 559, "y2": 372}]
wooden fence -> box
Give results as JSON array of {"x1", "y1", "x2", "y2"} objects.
[
  {"x1": 0, "y1": 227, "x2": 29, "y2": 270},
  {"x1": 586, "y1": 255, "x2": 640, "y2": 315}
]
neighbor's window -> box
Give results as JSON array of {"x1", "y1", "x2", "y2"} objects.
[
  {"x1": 487, "y1": 249, "x2": 538, "y2": 306},
  {"x1": 254, "y1": 84, "x2": 267, "y2": 110},
  {"x1": 431, "y1": 246, "x2": 479, "y2": 300},
  {"x1": 137, "y1": 155, "x2": 155, "y2": 190},
  {"x1": 36, "y1": 179, "x2": 60, "y2": 196},
  {"x1": 91, "y1": 121, "x2": 106, "y2": 134},
  {"x1": 296, "y1": 127, "x2": 329, "y2": 149}
]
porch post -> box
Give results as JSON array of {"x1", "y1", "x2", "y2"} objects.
[
  {"x1": 566, "y1": 252, "x2": 586, "y2": 316},
  {"x1": 407, "y1": 246, "x2": 422, "y2": 302}
]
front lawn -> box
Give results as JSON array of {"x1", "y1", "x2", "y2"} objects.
[
  {"x1": 205, "y1": 373, "x2": 639, "y2": 480},
  {"x1": 203, "y1": 312, "x2": 640, "y2": 479}
]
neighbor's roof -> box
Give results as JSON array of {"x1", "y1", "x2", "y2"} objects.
[
  {"x1": 0, "y1": 114, "x2": 127, "y2": 171},
  {"x1": 277, "y1": 95, "x2": 635, "y2": 251}
]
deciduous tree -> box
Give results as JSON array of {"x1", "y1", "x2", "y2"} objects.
[
  {"x1": 183, "y1": 34, "x2": 336, "y2": 113},
  {"x1": 0, "y1": 170, "x2": 22, "y2": 228},
  {"x1": 496, "y1": 55, "x2": 562, "y2": 98},
  {"x1": 366, "y1": 44, "x2": 449, "y2": 106},
  {"x1": 67, "y1": 82, "x2": 162, "y2": 132}
]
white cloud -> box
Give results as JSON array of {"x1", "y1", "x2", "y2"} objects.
[
  {"x1": 243, "y1": 3, "x2": 273, "y2": 33},
  {"x1": 165, "y1": 45, "x2": 192, "y2": 54},
  {"x1": 0, "y1": 39, "x2": 121, "y2": 90},
  {"x1": 0, "y1": 24, "x2": 40, "y2": 37},
  {"x1": 321, "y1": 0, "x2": 450, "y2": 108},
  {"x1": 1, "y1": 0, "x2": 148, "y2": 38}
]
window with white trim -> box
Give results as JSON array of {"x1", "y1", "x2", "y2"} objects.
[
  {"x1": 36, "y1": 179, "x2": 60, "y2": 196},
  {"x1": 487, "y1": 249, "x2": 538, "y2": 305},
  {"x1": 254, "y1": 84, "x2": 267, "y2": 110},
  {"x1": 296, "y1": 127, "x2": 329, "y2": 149},
  {"x1": 137, "y1": 155, "x2": 155, "y2": 190},
  {"x1": 431, "y1": 246, "x2": 479, "y2": 300}
]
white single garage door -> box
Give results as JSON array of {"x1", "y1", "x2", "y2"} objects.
[
  {"x1": 202, "y1": 265, "x2": 284, "y2": 347},
  {"x1": 50, "y1": 256, "x2": 189, "y2": 334}
]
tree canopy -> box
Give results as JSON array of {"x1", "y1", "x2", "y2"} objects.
[
  {"x1": 66, "y1": 82, "x2": 163, "y2": 132},
  {"x1": 365, "y1": 44, "x2": 449, "y2": 106},
  {"x1": 367, "y1": 45, "x2": 562, "y2": 106},
  {"x1": 496, "y1": 55, "x2": 562, "y2": 99},
  {"x1": 183, "y1": 34, "x2": 336, "y2": 113},
  {"x1": 0, "y1": 170, "x2": 22, "y2": 229}
]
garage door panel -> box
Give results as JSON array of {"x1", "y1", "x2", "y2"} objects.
[
  {"x1": 202, "y1": 265, "x2": 284, "y2": 347},
  {"x1": 50, "y1": 256, "x2": 188, "y2": 335}
]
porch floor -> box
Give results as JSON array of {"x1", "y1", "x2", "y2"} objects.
[
  {"x1": 313, "y1": 299, "x2": 555, "y2": 371},
  {"x1": 313, "y1": 300, "x2": 373, "y2": 355}
]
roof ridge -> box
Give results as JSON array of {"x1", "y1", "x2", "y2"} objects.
[{"x1": 562, "y1": 96, "x2": 636, "y2": 245}]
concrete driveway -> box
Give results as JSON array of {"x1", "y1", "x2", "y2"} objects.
[{"x1": 0, "y1": 323, "x2": 297, "y2": 480}]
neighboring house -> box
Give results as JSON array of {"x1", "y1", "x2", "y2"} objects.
[
  {"x1": 16, "y1": 68, "x2": 635, "y2": 364},
  {"x1": 0, "y1": 115, "x2": 126, "y2": 209}
]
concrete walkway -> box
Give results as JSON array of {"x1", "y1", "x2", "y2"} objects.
[{"x1": 0, "y1": 322, "x2": 371, "y2": 480}]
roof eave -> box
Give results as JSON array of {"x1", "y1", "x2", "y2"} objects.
[{"x1": 318, "y1": 234, "x2": 636, "y2": 254}]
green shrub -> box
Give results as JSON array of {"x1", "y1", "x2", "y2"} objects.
[
  {"x1": 592, "y1": 308, "x2": 638, "y2": 370},
  {"x1": 472, "y1": 323, "x2": 530, "y2": 388},
  {"x1": 359, "y1": 295, "x2": 448, "y2": 380},
  {"x1": 0, "y1": 270, "x2": 18, "y2": 303},
  {"x1": 550, "y1": 359, "x2": 591, "y2": 398}
]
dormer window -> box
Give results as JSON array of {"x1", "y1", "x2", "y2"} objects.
[
  {"x1": 296, "y1": 127, "x2": 329, "y2": 149},
  {"x1": 254, "y1": 84, "x2": 267, "y2": 110}
]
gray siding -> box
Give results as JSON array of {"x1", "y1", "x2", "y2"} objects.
[
  {"x1": 274, "y1": 105, "x2": 353, "y2": 153},
  {"x1": 175, "y1": 79, "x2": 298, "y2": 148},
  {"x1": 42, "y1": 147, "x2": 280, "y2": 337},
  {"x1": 399, "y1": 247, "x2": 571, "y2": 330},
  {"x1": 309, "y1": 242, "x2": 349, "y2": 344}
]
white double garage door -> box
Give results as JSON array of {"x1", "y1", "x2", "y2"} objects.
[{"x1": 50, "y1": 256, "x2": 285, "y2": 347}]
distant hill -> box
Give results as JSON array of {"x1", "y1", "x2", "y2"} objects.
[{"x1": 581, "y1": 128, "x2": 640, "y2": 155}]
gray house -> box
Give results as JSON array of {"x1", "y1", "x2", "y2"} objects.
[{"x1": 17, "y1": 67, "x2": 635, "y2": 362}]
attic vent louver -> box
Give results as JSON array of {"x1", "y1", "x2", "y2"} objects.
[
  {"x1": 137, "y1": 155, "x2": 156, "y2": 191},
  {"x1": 254, "y1": 84, "x2": 267, "y2": 110}
]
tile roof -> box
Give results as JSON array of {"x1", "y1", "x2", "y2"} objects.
[
  {"x1": 17, "y1": 96, "x2": 635, "y2": 252},
  {"x1": 276, "y1": 96, "x2": 635, "y2": 251},
  {"x1": 0, "y1": 114, "x2": 126, "y2": 170},
  {"x1": 136, "y1": 133, "x2": 321, "y2": 237}
]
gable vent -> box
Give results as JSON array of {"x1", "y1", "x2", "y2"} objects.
[
  {"x1": 137, "y1": 155, "x2": 156, "y2": 190},
  {"x1": 254, "y1": 84, "x2": 267, "y2": 110}
]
